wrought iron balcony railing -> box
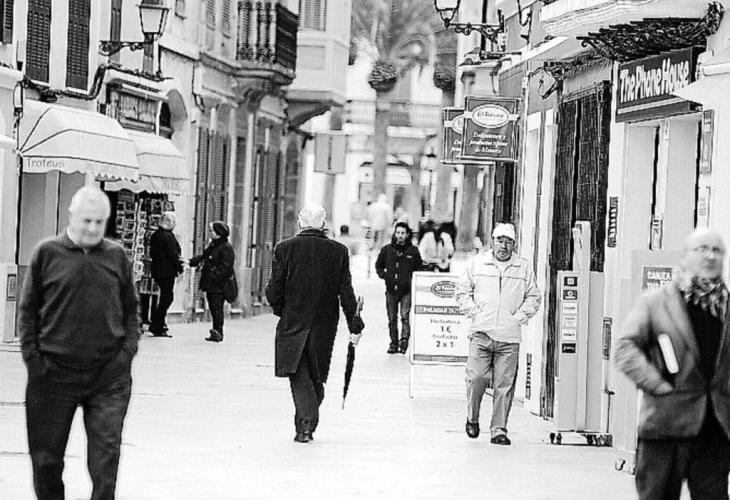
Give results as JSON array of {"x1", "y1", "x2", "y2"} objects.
[{"x1": 237, "y1": 1, "x2": 298, "y2": 73}]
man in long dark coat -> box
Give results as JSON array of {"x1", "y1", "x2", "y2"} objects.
[{"x1": 265, "y1": 203, "x2": 364, "y2": 443}]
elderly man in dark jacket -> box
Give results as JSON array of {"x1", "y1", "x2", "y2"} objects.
[
  {"x1": 375, "y1": 222, "x2": 422, "y2": 354},
  {"x1": 616, "y1": 227, "x2": 730, "y2": 500},
  {"x1": 265, "y1": 203, "x2": 364, "y2": 443},
  {"x1": 149, "y1": 212, "x2": 183, "y2": 337}
]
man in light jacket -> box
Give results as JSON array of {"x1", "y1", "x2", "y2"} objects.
[
  {"x1": 455, "y1": 223, "x2": 541, "y2": 445},
  {"x1": 615, "y1": 227, "x2": 730, "y2": 500}
]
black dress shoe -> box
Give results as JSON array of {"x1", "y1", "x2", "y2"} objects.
[
  {"x1": 490, "y1": 434, "x2": 511, "y2": 445},
  {"x1": 387, "y1": 344, "x2": 398, "y2": 354},
  {"x1": 294, "y1": 431, "x2": 311, "y2": 443},
  {"x1": 465, "y1": 421, "x2": 480, "y2": 439},
  {"x1": 150, "y1": 331, "x2": 172, "y2": 338}
]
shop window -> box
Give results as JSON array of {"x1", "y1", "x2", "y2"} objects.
[
  {"x1": 0, "y1": 0, "x2": 14, "y2": 43},
  {"x1": 299, "y1": 0, "x2": 326, "y2": 31},
  {"x1": 66, "y1": 0, "x2": 90, "y2": 90},
  {"x1": 26, "y1": 0, "x2": 51, "y2": 83},
  {"x1": 109, "y1": 0, "x2": 122, "y2": 64}
]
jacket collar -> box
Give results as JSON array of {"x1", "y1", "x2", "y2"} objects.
[
  {"x1": 60, "y1": 231, "x2": 106, "y2": 252},
  {"x1": 298, "y1": 228, "x2": 326, "y2": 238}
]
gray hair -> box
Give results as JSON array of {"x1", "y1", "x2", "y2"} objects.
[
  {"x1": 160, "y1": 211, "x2": 177, "y2": 228},
  {"x1": 297, "y1": 203, "x2": 326, "y2": 230},
  {"x1": 68, "y1": 186, "x2": 111, "y2": 218}
]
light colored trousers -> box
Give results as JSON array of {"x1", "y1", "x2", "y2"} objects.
[{"x1": 465, "y1": 333, "x2": 520, "y2": 438}]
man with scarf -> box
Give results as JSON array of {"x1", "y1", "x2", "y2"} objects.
[
  {"x1": 375, "y1": 221, "x2": 422, "y2": 354},
  {"x1": 616, "y1": 228, "x2": 730, "y2": 500},
  {"x1": 189, "y1": 221, "x2": 235, "y2": 343},
  {"x1": 265, "y1": 204, "x2": 364, "y2": 443}
]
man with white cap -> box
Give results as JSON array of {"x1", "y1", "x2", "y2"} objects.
[
  {"x1": 266, "y1": 203, "x2": 364, "y2": 443},
  {"x1": 455, "y1": 222, "x2": 541, "y2": 445}
]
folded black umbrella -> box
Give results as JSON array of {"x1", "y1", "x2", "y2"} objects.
[{"x1": 342, "y1": 296, "x2": 364, "y2": 409}]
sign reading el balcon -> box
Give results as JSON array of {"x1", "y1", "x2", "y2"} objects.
[
  {"x1": 616, "y1": 47, "x2": 700, "y2": 123},
  {"x1": 442, "y1": 107, "x2": 464, "y2": 164},
  {"x1": 461, "y1": 97, "x2": 520, "y2": 162}
]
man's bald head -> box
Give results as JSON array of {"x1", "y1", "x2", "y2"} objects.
[{"x1": 681, "y1": 227, "x2": 726, "y2": 280}]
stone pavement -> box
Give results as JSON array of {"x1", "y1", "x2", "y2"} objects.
[{"x1": 0, "y1": 253, "x2": 640, "y2": 500}]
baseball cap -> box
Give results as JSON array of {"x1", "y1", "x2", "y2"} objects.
[{"x1": 492, "y1": 223, "x2": 516, "y2": 241}]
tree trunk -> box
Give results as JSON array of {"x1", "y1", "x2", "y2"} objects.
[
  {"x1": 433, "y1": 90, "x2": 455, "y2": 219},
  {"x1": 405, "y1": 153, "x2": 423, "y2": 231},
  {"x1": 457, "y1": 165, "x2": 480, "y2": 251},
  {"x1": 372, "y1": 92, "x2": 390, "y2": 199}
]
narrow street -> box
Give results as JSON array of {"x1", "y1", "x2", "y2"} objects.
[{"x1": 0, "y1": 254, "x2": 638, "y2": 500}]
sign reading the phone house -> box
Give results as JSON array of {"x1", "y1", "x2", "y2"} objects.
[
  {"x1": 461, "y1": 97, "x2": 520, "y2": 162},
  {"x1": 616, "y1": 47, "x2": 700, "y2": 123}
]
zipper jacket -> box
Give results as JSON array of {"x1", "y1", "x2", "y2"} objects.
[
  {"x1": 375, "y1": 242, "x2": 422, "y2": 296},
  {"x1": 455, "y1": 250, "x2": 541, "y2": 343}
]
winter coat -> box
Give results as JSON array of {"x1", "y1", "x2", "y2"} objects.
[
  {"x1": 265, "y1": 229, "x2": 359, "y2": 382},
  {"x1": 455, "y1": 250, "x2": 541, "y2": 343},
  {"x1": 149, "y1": 228, "x2": 182, "y2": 280},
  {"x1": 189, "y1": 238, "x2": 235, "y2": 294},
  {"x1": 418, "y1": 231, "x2": 454, "y2": 271},
  {"x1": 375, "y1": 241, "x2": 422, "y2": 296},
  {"x1": 615, "y1": 285, "x2": 730, "y2": 439}
]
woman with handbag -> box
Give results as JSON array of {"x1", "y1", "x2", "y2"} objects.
[{"x1": 189, "y1": 221, "x2": 235, "y2": 342}]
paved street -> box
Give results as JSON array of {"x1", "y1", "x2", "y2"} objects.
[{"x1": 0, "y1": 254, "x2": 638, "y2": 500}]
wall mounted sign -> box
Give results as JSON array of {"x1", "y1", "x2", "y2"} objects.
[
  {"x1": 607, "y1": 197, "x2": 618, "y2": 248},
  {"x1": 700, "y1": 109, "x2": 714, "y2": 174},
  {"x1": 107, "y1": 88, "x2": 158, "y2": 132},
  {"x1": 642, "y1": 265, "x2": 674, "y2": 291},
  {"x1": 602, "y1": 317, "x2": 612, "y2": 360},
  {"x1": 461, "y1": 96, "x2": 520, "y2": 162},
  {"x1": 616, "y1": 47, "x2": 700, "y2": 123},
  {"x1": 441, "y1": 107, "x2": 464, "y2": 164}
]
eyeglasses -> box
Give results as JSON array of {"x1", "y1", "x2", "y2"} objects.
[{"x1": 691, "y1": 246, "x2": 725, "y2": 257}]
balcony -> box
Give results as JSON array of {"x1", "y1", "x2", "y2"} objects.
[
  {"x1": 236, "y1": 1, "x2": 299, "y2": 85},
  {"x1": 344, "y1": 100, "x2": 442, "y2": 130}
]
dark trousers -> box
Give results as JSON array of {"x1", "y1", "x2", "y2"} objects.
[
  {"x1": 386, "y1": 292, "x2": 411, "y2": 346},
  {"x1": 25, "y1": 353, "x2": 132, "y2": 500},
  {"x1": 139, "y1": 294, "x2": 158, "y2": 325},
  {"x1": 206, "y1": 292, "x2": 225, "y2": 333},
  {"x1": 150, "y1": 276, "x2": 175, "y2": 332},
  {"x1": 636, "y1": 435, "x2": 730, "y2": 500},
  {"x1": 288, "y1": 344, "x2": 324, "y2": 434}
]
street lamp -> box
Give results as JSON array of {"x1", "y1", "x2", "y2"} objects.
[
  {"x1": 99, "y1": 0, "x2": 170, "y2": 56},
  {"x1": 433, "y1": 0, "x2": 461, "y2": 27},
  {"x1": 433, "y1": 0, "x2": 504, "y2": 47}
]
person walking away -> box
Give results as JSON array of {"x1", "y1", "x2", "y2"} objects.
[
  {"x1": 338, "y1": 224, "x2": 360, "y2": 256},
  {"x1": 419, "y1": 219, "x2": 454, "y2": 272},
  {"x1": 455, "y1": 223, "x2": 541, "y2": 445},
  {"x1": 18, "y1": 186, "x2": 140, "y2": 500},
  {"x1": 375, "y1": 222, "x2": 422, "y2": 354},
  {"x1": 265, "y1": 204, "x2": 364, "y2": 443},
  {"x1": 189, "y1": 221, "x2": 235, "y2": 342},
  {"x1": 615, "y1": 227, "x2": 730, "y2": 500},
  {"x1": 368, "y1": 194, "x2": 394, "y2": 251},
  {"x1": 148, "y1": 212, "x2": 183, "y2": 337}
]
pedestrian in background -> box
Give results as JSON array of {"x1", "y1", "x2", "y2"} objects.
[
  {"x1": 18, "y1": 186, "x2": 139, "y2": 500},
  {"x1": 265, "y1": 204, "x2": 364, "y2": 443},
  {"x1": 189, "y1": 221, "x2": 235, "y2": 343},
  {"x1": 455, "y1": 223, "x2": 541, "y2": 445},
  {"x1": 368, "y1": 193, "x2": 394, "y2": 251},
  {"x1": 419, "y1": 219, "x2": 454, "y2": 272},
  {"x1": 376, "y1": 221, "x2": 422, "y2": 354},
  {"x1": 338, "y1": 224, "x2": 360, "y2": 256},
  {"x1": 615, "y1": 227, "x2": 730, "y2": 500},
  {"x1": 148, "y1": 212, "x2": 183, "y2": 337}
]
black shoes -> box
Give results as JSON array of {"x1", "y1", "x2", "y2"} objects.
[
  {"x1": 205, "y1": 329, "x2": 223, "y2": 342},
  {"x1": 294, "y1": 431, "x2": 312, "y2": 443},
  {"x1": 491, "y1": 434, "x2": 511, "y2": 445},
  {"x1": 465, "y1": 421, "x2": 480, "y2": 439},
  {"x1": 387, "y1": 344, "x2": 398, "y2": 354},
  {"x1": 398, "y1": 339, "x2": 408, "y2": 354}
]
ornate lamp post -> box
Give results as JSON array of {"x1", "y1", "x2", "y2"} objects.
[
  {"x1": 433, "y1": 0, "x2": 505, "y2": 47},
  {"x1": 99, "y1": 0, "x2": 170, "y2": 56}
]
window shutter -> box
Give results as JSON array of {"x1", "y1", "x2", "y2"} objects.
[
  {"x1": 299, "y1": 0, "x2": 326, "y2": 31},
  {"x1": 0, "y1": 0, "x2": 14, "y2": 43},
  {"x1": 110, "y1": 0, "x2": 122, "y2": 64},
  {"x1": 194, "y1": 128, "x2": 210, "y2": 255},
  {"x1": 221, "y1": 0, "x2": 231, "y2": 35},
  {"x1": 66, "y1": 0, "x2": 90, "y2": 89},
  {"x1": 206, "y1": 0, "x2": 216, "y2": 28},
  {"x1": 26, "y1": 0, "x2": 51, "y2": 82}
]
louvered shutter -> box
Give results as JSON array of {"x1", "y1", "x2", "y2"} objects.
[
  {"x1": 26, "y1": 0, "x2": 51, "y2": 82},
  {"x1": 206, "y1": 0, "x2": 216, "y2": 28},
  {"x1": 0, "y1": 0, "x2": 14, "y2": 44},
  {"x1": 110, "y1": 0, "x2": 122, "y2": 64},
  {"x1": 221, "y1": 0, "x2": 231, "y2": 35},
  {"x1": 66, "y1": 0, "x2": 90, "y2": 89},
  {"x1": 194, "y1": 128, "x2": 210, "y2": 255}
]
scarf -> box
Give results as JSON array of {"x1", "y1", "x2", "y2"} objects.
[{"x1": 677, "y1": 272, "x2": 729, "y2": 319}]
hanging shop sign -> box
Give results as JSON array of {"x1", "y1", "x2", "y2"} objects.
[
  {"x1": 314, "y1": 132, "x2": 346, "y2": 174},
  {"x1": 616, "y1": 47, "x2": 700, "y2": 123},
  {"x1": 106, "y1": 88, "x2": 158, "y2": 133},
  {"x1": 460, "y1": 97, "x2": 520, "y2": 162},
  {"x1": 700, "y1": 110, "x2": 714, "y2": 174},
  {"x1": 442, "y1": 107, "x2": 464, "y2": 164}
]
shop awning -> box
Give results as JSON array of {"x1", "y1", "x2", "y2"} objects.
[
  {"x1": 18, "y1": 100, "x2": 139, "y2": 181},
  {"x1": 106, "y1": 131, "x2": 189, "y2": 195}
]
